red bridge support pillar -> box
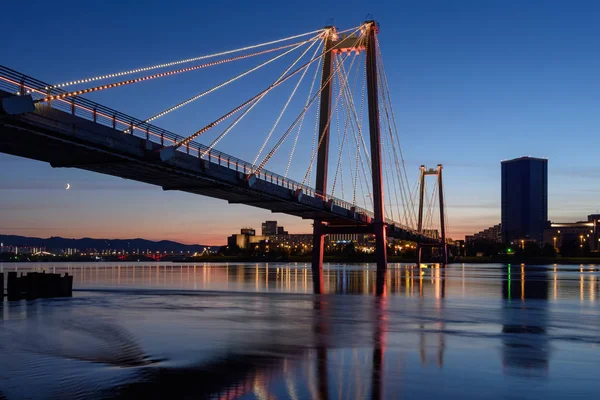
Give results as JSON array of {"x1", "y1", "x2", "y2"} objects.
[
  {"x1": 365, "y1": 21, "x2": 388, "y2": 296},
  {"x1": 311, "y1": 26, "x2": 336, "y2": 294}
]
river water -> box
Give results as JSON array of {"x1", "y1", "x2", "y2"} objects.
[{"x1": 1, "y1": 262, "x2": 599, "y2": 399}]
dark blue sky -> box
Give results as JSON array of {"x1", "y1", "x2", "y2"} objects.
[{"x1": 1, "y1": 0, "x2": 599, "y2": 244}]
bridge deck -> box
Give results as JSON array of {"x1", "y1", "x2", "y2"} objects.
[{"x1": 0, "y1": 71, "x2": 437, "y2": 244}]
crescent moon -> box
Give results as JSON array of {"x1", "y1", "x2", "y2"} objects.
[{"x1": 66, "y1": 183, "x2": 70, "y2": 190}]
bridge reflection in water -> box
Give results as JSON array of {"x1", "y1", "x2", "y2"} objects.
[{"x1": 28, "y1": 262, "x2": 455, "y2": 296}]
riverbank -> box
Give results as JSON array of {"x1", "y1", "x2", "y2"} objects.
[{"x1": 3, "y1": 254, "x2": 600, "y2": 264}]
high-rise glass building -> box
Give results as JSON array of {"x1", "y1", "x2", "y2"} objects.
[{"x1": 501, "y1": 156, "x2": 548, "y2": 243}]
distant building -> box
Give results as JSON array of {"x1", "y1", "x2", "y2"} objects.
[
  {"x1": 261, "y1": 221, "x2": 278, "y2": 236},
  {"x1": 327, "y1": 233, "x2": 372, "y2": 244},
  {"x1": 465, "y1": 224, "x2": 502, "y2": 244},
  {"x1": 268, "y1": 234, "x2": 313, "y2": 253},
  {"x1": 227, "y1": 228, "x2": 266, "y2": 250},
  {"x1": 543, "y1": 214, "x2": 600, "y2": 251},
  {"x1": 501, "y1": 156, "x2": 548, "y2": 243},
  {"x1": 0, "y1": 245, "x2": 47, "y2": 255},
  {"x1": 453, "y1": 239, "x2": 466, "y2": 256},
  {"x1": 276, "y1": 226, "x2": 288, "y2": 235}
]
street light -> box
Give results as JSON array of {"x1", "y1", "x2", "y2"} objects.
[{"x1": 553, "y1": 236, "x2": 557, "y2": 250}]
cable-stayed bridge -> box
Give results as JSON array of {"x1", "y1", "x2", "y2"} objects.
[{"x1": 0, "y1": 21, "x2": 448, "y2": 294}]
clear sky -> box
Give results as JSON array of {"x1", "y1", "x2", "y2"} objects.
[{"x1": 1, "y1": 0, "x2": 599, "y2": 245}]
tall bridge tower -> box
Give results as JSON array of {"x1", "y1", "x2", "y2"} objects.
[
  {"x1": 417, "y1": 164, "x2": 448, "y2": 264},
  {"x1": 312, "y1": 21, "x2": 388, "y2": 295}
]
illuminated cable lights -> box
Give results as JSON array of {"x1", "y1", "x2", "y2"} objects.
[
  {"x1": 170, "y1": 27, "x2": 363, "y2": 152},
  {"x1": 284, "y1": 47, "x2": 323, "y2": 178},
  {"x1": 125, "y1": 36, "x2": 320, "y2": 133},
  {"x1": 188, "y1": 42, "x2": 323, "y2": 157},
  {"x1": 375, "y1": 36, "x2": 418, "y2": 227},
  {"x1": 38, "y1": 42, "x2": 310, "y2": 104},
  {"x1": 331, "y1": 54, "x2": 360, "y2": 198},
  {"x1": 49, "y1": 29, "x2": 324, "y2": 89},
  {"x1": 252, "y1": 40, "x2": 321, "y2": 167},
  {"x1": 298, "y1": 44, "x2": 362, "y2": 185},
  {"x1": 205, "y1": 41, "x2": 321, "y2": 160}
]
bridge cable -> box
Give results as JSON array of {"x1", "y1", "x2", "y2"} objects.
[
  {"x1": 251, "y1": 30, "x2": 363, "y2": 178},
  {"x1": 342, "y1": 81, "x2": 372, "y2": 211},
  {"x1": 376, "y1": 37, "x2": 418, "y2": 227},
  {"x1": 346, "y1": 116, "x2": 358, "y2": 206},
  {"x1": 337, "y1": 51, "x2": 367, "y2": 205},
  {"x1": 284, "y1": 43, "x2": 323, "y2": 178},
  {"x1": 344, "y1": 57, "x2": 362, "y2": 207},
  {"x1": 200, "y1": 39, "x2": 321, "y2": 158},
  {"x1": 424, "y1": 180, "x2": 439, "y2": 238},
  {"x1": 306, "y1": 72, "x2": 321, "y2": 185},
  {"x1": 333, "y1": 52, "x2": 363, "y2": 201},
  {"x1": 381, "y1": 116, "x2": 396, "y2": 222},
  {"x1": 170, "y1": 27, "x2": 363, "y2": 152},
  {"x1": 335, "y1": 53, "x2": 368, "y2": 208},
  {"x1": 284, "y1": 41, "x2": 363, "y2": 188},
  {"x1": 49, "y1": 29, "x2": 325, "y2": 89},
  {"x1": 126, "y1": 36, "x2": 321, "y2": 132},
  {"x1": 411, "y1": 175, "x2": 422, "y2": 230},
  {"x1": 336, "y1": 57, "x2": 373, "y2": 209},
  {"x1": 255, "y1": 45, "x2": 359, "y2": 177},
  {"x1": 331, "y1": 60, "x2": 343, "y2": 198},
  {"x1": 350, "y1": 57, "x2": 366, "y2": 206},
  {"x1": 333, "y1": 58, "x2": 359, "y2": 206},
  {"x1": 443, "y1": 181, "x2": 449, "y2": 244},
  {"x1": 381, "y1": 85, "x2": 415, "y2": 229},
  {"x1": 37, "y1": 41, "x2": 312, "y2": 103},
  {"x1": 375, "y1": 64, "x2": 396, "y2": 222},
  {"x1": 331, "y1": 53, "x2": 360, "y2": 198},
  {"x1": 383, "y1": 114, "x2": 405, "y2": 225},
  {"x1": 355, "y1": 54, "x2": 367, "y2": 207},
  {"x1": 377, "y1": 66, "x2": 405, "y2": 225},
  {"x1": 297, "y1": 38, "x2": 364, "y2": 189},
  {"x1": 338, "y1": 58, "x2": 372, "y2": 173},
  {"x1": 374, "y1": 42, "x2": 403, "y2": 210},
  {"x1": 365, "y1": 41, "x2": 412, "y2": 228},
  {"x1": 252, "y1": 39, "x2": 322, "y2": 167},
  {"x1": 377, "y1": 62, "x2": 408, "y2": 228}
]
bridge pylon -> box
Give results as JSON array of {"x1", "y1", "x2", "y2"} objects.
[
  {"x1": 416, "y1": 164, "x2": 448, "y2": 265},
  {"x1": 311, "y1": 20, "x2": 387, "y2": 295}
]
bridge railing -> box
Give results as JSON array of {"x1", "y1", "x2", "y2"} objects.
[{"x1": 0, "y1": 65, "x2": 430, "y2": 237}]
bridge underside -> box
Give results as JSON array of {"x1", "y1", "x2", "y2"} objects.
[{"x1": 0, "y1": 90, "x2": 436, "y2": 244}]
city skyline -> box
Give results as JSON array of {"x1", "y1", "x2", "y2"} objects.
[{"x1": 1, "y1": 1, "x2": 600, "y2": 245}]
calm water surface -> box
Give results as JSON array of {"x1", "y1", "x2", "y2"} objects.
[{"x1": 1, "y1": 262, "x2": 600, "y2": 399}]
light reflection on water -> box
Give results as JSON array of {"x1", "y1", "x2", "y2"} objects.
[
  {"x1": 2, "y1": 262, "x2": 600, "y2": 300},
  {"x1": 1, "y1": 262, "x2": 600, "y2": 399}
]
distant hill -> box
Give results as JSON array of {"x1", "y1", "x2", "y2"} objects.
[{"x1": 0, "y1": 234, "x2": 219, "y2": 253}]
